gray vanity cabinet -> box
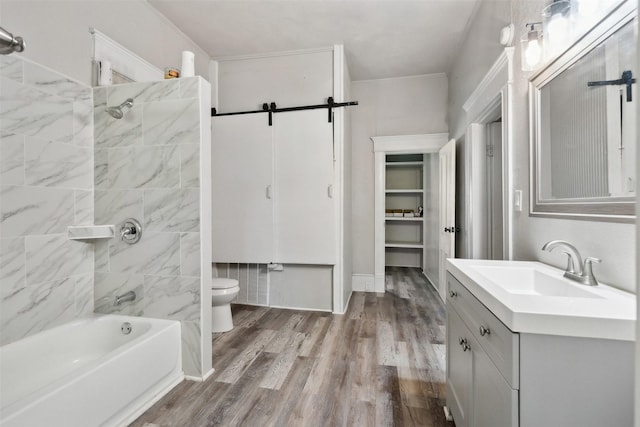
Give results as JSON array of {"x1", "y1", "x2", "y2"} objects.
[
  {"x1": 446, "y1": 270, "x2": 634, "y2": 427},
  {"x1": 446, "y1": 307, "x2": 472, "y2": 427},
  {"x1": 446, "y1": 272, "x2": 518, "y2": 427}
]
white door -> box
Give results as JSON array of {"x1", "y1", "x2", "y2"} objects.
[
  {"x1": 211, "y1": 114, "x2": 274, "y2": 263},
  {"x1": 439, "y1": 139, "x2": 456, "y2": 300},
  {"x1": 273, "y1": 110, "x2": 336, "y2": 264}
]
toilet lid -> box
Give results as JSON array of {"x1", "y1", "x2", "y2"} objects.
[{"x1": 212, "y1": 278, "x2": 239, "y2": 289}]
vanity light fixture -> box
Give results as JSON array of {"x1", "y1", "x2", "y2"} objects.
[
  {"x1": 542, "y1": 0, "x2": 572, "y2": 59},
  {"x1": 521, "y1": 22, "x2": 542, "y2": 71}
]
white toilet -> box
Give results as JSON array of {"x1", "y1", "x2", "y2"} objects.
[{"x1": 211, "y1": 278, "x2": 240, "y2": 333}]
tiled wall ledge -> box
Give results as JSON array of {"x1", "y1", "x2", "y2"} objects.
[{"x1": 68, "y1": 225, "x2": 114, "y2": 240}]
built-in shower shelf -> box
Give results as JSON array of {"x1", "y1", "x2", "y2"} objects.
[{"x1": 68, "y1": 225, "x2": 115, "y2": 240}]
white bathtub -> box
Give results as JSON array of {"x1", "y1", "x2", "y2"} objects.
[{"x1": 0, "y1": 314, "x2": 183, "y2": 427}]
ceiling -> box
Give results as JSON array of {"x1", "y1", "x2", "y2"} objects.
[{"x1": 148, "y1": 0, "x2": 480, "y2": 81}]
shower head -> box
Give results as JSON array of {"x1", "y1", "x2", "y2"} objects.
[{"x1": 106, "y1": 98, "x2": 134, "y2": 119}]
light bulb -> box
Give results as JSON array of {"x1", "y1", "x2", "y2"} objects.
[
  {"x1": 526, "y1": 39, "x2": 541, "y2": 67},
  {"x1": 577, "y1": 0, "x2": 600, "y2": 19},
  {"x1": 547, "y1": 13, "x2": 569, "y2": 46}
]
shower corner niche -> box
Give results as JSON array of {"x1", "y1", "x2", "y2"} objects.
[{"x1": 67, "y1": 225, "x2": 115, "y2": 240}]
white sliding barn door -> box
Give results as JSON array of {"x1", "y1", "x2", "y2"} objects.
[
  {"x1": 273, "y1": 110, "x2": 336, "y2": 264},
  {"x1": 211, "y1": 114, "x2": 274, "y2": 263}
]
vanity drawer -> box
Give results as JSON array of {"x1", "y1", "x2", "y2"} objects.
[{"x1": 447, "y1": 272, "x2": 520, "y2": 389}]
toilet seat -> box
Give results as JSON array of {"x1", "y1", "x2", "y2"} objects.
[{"x1": 212, "y1": 278, "x2": 239, "y2": 289}]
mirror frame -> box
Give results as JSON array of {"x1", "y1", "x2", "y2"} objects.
[{"x1": 529, "y1": 1, "x2": 637, "y2": 223}]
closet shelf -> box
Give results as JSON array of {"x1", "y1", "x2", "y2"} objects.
[
  {"x1": 385, "y1": 217, "x2": 423, "y2": 222},
  {"x1": 385, "y1": 161, "x2": 424, "y2": 167},
  {"x1": 385, "y1": 241, "x2": 424, "y2": 249},
  {"x1": 385, "y1": 189, "x2": 423, "y2": 194}
]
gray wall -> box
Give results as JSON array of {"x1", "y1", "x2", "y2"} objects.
[
  {"x1": 93, "y1": 77, "x2": 210, "y2": 377},
  {"x1": 0, "y1": 55, "x2": 94, "y2": 345},
  {"x1": 351, "y1": 74, "x2": 449, "y2": 275},
  {"x1": 0, "y1": 0, "x2": 210, "y2": 86},
  {"x1": 448, "y1": 0, "x2": 635, "y2": 292}
]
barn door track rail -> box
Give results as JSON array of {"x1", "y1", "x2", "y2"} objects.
[{"x1": 211, "y1": 97, "x2": 359, "y2": 125}]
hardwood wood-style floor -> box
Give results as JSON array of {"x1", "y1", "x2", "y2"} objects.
[{"x1": 131, "y1": 267, "x2": 452, "y2": 427}]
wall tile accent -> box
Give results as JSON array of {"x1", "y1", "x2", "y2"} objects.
[
  {"x1": 107, "y1": 79, "x2": 180, "y2": 105},
  {"x1": 25, "y1": 136, "x2": 93, "y2": 188},
  {"x1": 25, "y1": 234, "x2": 93, "y2": 285},
  {"x1": 108, "y1": 145, "x2": 180, "y2": 189},
  {"x1": 143, "y1": 275, "x2": 200, "y2": 321},
  {"x1": 181, "y1": 320, "x2": 202, "y2": 378},
  {"x1": 0, "y1": 56, "x2": 94, "y2": 345},
  {"x1": 0, "y1": 237, "x2": 25, "y2": 296},
  {"x1": 0, "y1": 133, "x2": 24, "y2": 185},
  {"x1": 0, "y1": 76, "x2": 74, "y2": 142},
  {"x1": 145, "y1": 189, "x2": 200, "y2": 232},
  {"x1": 95, "y1": 189, "x2": 143, "y2": 225},
  {"x1": 180, "y1": 144, "x2": 200, "y2": 188},
  {"x1": 143, "y1": 99, "x2": 200, "y2": 145},
  {"x1": 109, "y1": 232, "x2": 181, "y2": 275},
  {"x1": 180, "y1": 233, "x2": 201, "y2": 277},
  {"x1": 75, "y1": 273, "x2": 94, "y2": 317},
  {"x1": 0, "y1": 277, "x2": 76, "y2": 345},
  {"x1": 0, "y1": 185, "x2": 75, "y2": 237},
  {"x1": 74, "y1": 190, "x2": 94, "y2": 225},
  {"x1": 0, "y1": 56, "x2": 23, "y2": 82},
  {"x1": 93, "y1": 77, "x2": 207, "y2": 377}
]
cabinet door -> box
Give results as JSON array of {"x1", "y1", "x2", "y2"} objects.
[
  {"x1": 273, "y1": 110, "x2": 336, "y2": 264},
  {"x1": 473, "y1": 344, "x2": 519, "y2": 427},
  {"x1": 447, "y1": 305, "x2": 473, "y2": 427},
  {"x1": 211, "y1": 114, "x2": 273, "y2": 263}
]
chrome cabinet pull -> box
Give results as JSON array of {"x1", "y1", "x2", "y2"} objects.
[
  {"x1": 458, "y1": 337, "x2": 470, "y2": 351},
  {"x1": 479, "y1": 326, "x2": 491, "y2": 336}
]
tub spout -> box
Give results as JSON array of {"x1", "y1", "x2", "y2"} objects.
[{"x1": 114, "y1": 291, "x2": 136, "y2": 306}]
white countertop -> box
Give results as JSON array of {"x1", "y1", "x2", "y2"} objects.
[{"x1": 446, "y1": 258, "x2": 636, "y2": 341}]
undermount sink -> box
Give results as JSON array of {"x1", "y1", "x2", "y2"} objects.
[{"x1": 471, "y1": 265, "x2": 603, "y2": 299}]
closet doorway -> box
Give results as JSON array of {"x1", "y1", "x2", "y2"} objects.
[{"x1": 372, "y1": 133, "x2": 449, "y2": 296}]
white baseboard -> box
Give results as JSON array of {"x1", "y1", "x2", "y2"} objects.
[
  {"x1": 374, "y1": 273, "x2": 385, "y2": 293},
  {"x1": 352, "y1": 274, "x2": 375, "y2": 292},
  {"x1": 333, "y1": 289, "x2": 353, "y2": 314},
  {"x1": 269, "y1": 304, "x2": 332, "y2": 313},
  {"x1": 185, "y1": 366, "x2": 215, "y2": 382}
]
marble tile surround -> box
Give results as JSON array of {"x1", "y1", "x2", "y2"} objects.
[
  {"x1": 93, "y1": 78, "x2": 205, "y2": 377},
  {"x1": 0, "y1": 56, "x2": 94, "y2": 345},
  {"x1": 1, "y1": 62, "x2": 208, "y2": 377}
]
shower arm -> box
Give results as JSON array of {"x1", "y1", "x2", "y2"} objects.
[{"x1": 0, "y1": 26, "x2": 26, "y2": 54}]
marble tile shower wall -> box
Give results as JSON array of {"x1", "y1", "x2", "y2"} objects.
[
  {"x1": 0, "y1": 56, "x2": 94, "y2": 345},
  {"x1": 92, "y1": 78, "x2": 203, "y2": 376}
]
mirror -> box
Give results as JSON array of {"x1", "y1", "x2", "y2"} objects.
[{"x1": 530, "y1": 3, "x2": 636, "y2": 222}]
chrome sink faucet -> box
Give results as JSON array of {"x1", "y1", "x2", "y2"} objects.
[{"x1": 541, "y1": 240, "x2": 601, "y2": 286}]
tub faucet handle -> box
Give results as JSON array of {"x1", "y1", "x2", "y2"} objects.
[{"x1": 120, "y1": 218, "x2": 142, "y2": 244}]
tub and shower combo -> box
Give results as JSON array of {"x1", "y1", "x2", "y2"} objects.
[{"x1": 0, "y1": 315, "x2": 183, "y2": 426}]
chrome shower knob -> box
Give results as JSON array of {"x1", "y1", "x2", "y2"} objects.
[{"x1": 120, "y1": 218, "x2": 142, "y2": 244}]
